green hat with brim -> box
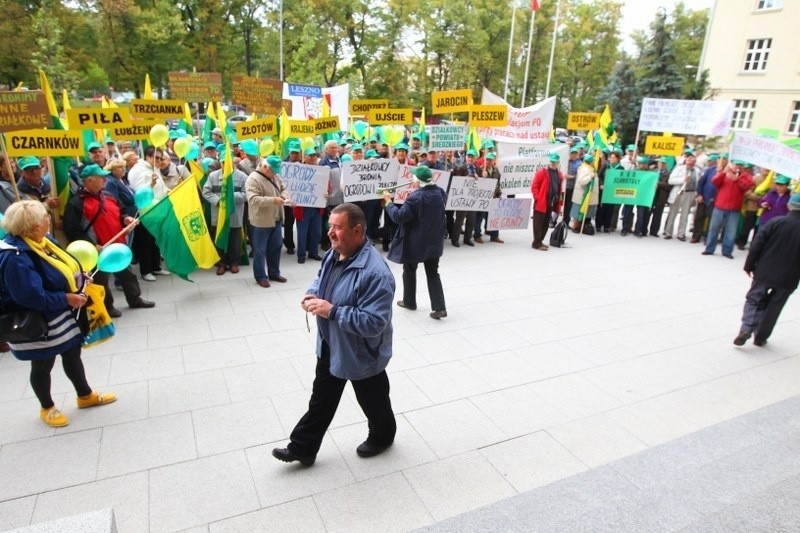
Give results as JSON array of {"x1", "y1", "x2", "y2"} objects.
[
  {"x1": 169, "y1": 130, "x2": 180, "y2": 140},
  {"x1": 775, "y1": 175, "x2": 791, "y2": 185},
  {"x1": 365, "y1": 149, "x2": 379, "y2": 159},
  {"x1": 87, "y1": 142, "x2": 103, "y2": 152},
  {"x1": 466, "y1": 149, "x2": 478, "y2": 157},
  {"x1": 601, "y1": 148, "x2": 611, "y2": 155},
  {"x1": 548, "y1": 153, "x2": 560, "y2": 163},
  {"x1": 240, "y1": 139, "x2": 259, "y2": 157},
  {"x1": 707, "y1": 154, "x2": 719, "y2": 162},
  {"x1": 684, "y1": 149, "x2": 695, "y2": 157},
  {"x1": 266, "y1": 155, "x2": 283, "y2": 174},
  {"x1": 720, "y1": 152, "x2": 729, "y2": 159},
  {"x1": 626, "y1": 144, "x2": 636, "y2": 152},
  {"x1": 288, "y1": 142, "x2": 301, "y2": 153},
  {"x1": 338, "y1": 139, "x2": 348, "y2": 146},
  {"x1": 637, "y1": 156, "x2": 649, "y2": 164},
  {"x1": 394, "y1": 143, "x2": 409, "y2": 152},
  {"x1": 584, "y1": 154, "x2": 595, "y2": 163},
  {"x1": 486, "y1": 153, "x2": 496, "y2": 160},
  {"x1": 80, "y1": 164, "x2": 111, "y2": 179},
  {"x1": 570, "y1": 147, "x2": 579, "y2": 153},
  {"x1": 304, "y1": 147, "x2": 318, "y2": 156},
  {"x1": 411, "y1": 166, "x2": 433, "y2": 183},
  {"x1": 351, "y1": 143, "x2": 363, "y2": 152},
  {"x1": 17, "y1": 156, "x2": 41, "y2": 170},
  {"x1": 203, "y1": 141, "x2": 217, "y2": 151}
]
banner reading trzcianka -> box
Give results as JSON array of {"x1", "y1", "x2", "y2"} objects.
[
  {"x1": 340, "y1": 159, "x2": 400, "y2": 202},
  {"x1": 601, "y1": 169, "x2": 658, "y2": 207}
]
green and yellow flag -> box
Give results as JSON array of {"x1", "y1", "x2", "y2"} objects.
[
  {"x1": 178, "y1": 102, "x2": 194, "y2": 137},
  {"x1": 598, "y1": 104, "x2": 617, "y2": 147},
  {"x1": 38, "y1": 70, "x2": 73, "y2": 216},
  {"x1": 202, "y1": 101, "x2": 217, "y2": 143},
  {"x1": 215, "y1": 142, "x2": 235, "y2": 251},
  {"x1": 138, "y1": 177, "x2": 219, "y2": 280}
]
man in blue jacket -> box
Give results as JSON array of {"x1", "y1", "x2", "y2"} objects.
[{"x1": 273, "y1": 203, "x2": 396, "y2": 466}]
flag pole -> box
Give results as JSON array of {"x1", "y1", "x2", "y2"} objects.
[
  {"x1": 521, "y1": 7, "x2": 537, "y2": 107},
  {"x1": 545, "y1": 0, "x2": 562, "y2": 99},
  {"x1": 503, "y1": 2, "x2": 518, "y2": 102}
]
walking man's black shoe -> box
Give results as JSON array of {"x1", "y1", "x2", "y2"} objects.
[
  {"x1": 356, "y1": 440, "x2": 393, "y2": 458},
  {"x1": 272, "y1": 447, "x2": 315, "y2": 466},
  {"x1": 733, "y1": 331, "x2": 751, "y2": 346}
]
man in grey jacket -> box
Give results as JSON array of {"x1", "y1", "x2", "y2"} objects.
[{"x1": 202, "y1": 160, "x2": 248, "y2": 275}]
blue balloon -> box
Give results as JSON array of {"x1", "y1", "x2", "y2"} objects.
[
  {"x1": 134, "y1": 187, "x2": 154, "y2": 210},
  {"x1": 186, "y1": 142, "x2": 200, "y2": 161},
  {"x1": 97, "y1": 243, "x2": 133, "y2": 273},
  {"x1": 0, "y1": 212, "x2": 5, "y2": 239}
]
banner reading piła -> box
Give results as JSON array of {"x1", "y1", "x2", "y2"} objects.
[{"x1": 601, "y1": 169, "x2": 658, "y2": 207}]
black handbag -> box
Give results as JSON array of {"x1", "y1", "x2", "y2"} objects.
[{"x1": 0, "y1": 309, "x2": 47, "y2": 342}]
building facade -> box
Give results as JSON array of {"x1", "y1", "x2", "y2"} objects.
[{"x1": 699, "y1": 0, "x2": 800, "y2": 137}]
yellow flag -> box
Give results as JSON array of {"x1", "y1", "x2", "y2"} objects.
[
  {"x1": 143, "y1": 74, "x2": 152, "y2": 100},
  {"x1": 61, "y1": 89, "x2": 72, "y2": 129}
]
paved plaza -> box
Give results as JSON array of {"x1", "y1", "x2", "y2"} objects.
[{"x1": 0, "y1": 225, "x2": 798, "y2": 532}]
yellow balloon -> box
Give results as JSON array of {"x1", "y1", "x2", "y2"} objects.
[
  {"x1": 301, "y1": 136, "x2": 316, "y2": 152},
  {"x1": 259, "y1": 138, "x2": 275, "y2": 157},
  {"x1": 66, "y1": 240, "x2": 99, "y2": 271},
  {"x1": 173, "y1": 137, "x2": 191, "y2": 158},
  {"x1": 149, "y1": 124, "x2": 169, "y2": 147}
]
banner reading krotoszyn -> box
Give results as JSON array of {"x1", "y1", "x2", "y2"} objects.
[{"x1": 601, "y1": 169, "x2": 659, "y2": 207}]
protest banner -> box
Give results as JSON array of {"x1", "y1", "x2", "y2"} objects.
[
  {"x1": 313, "y1": 116, "x2": 341, "y2": 134},
  {"x1": 168, "y1": 72, "x2": 223, "y2": 102},
  {"x1": 341, "y1": 159, "x2": 400, "y2": 202},
  {"x1": 350, "y1": 99, "x2": 389, "y2": 116},
  {"x1": 288, "y1": 119, "x2": 315, "y2": 137},
  {"x1": 392, "y1": 165, "x2": 451, "y2": 204},
  {"x1": 729, "y1": 131, "x2": 800, "y2": 177},
  {"x1": 0, "y1": 91, "x2": 49, "y2": 132},
  {"x1": 567, "y1": 112, "x2": 600, "y2": 131},
  {"x1": 479, "y1": 88, "x2": 555, "y2": 144},
  {"x1": 601, "y1": 169, "x2": 658, "y2": 207},
  {"x1": 487, "y1": 198, "x2": 532, "y2": 230},
  {"x1": 495, "y1": 142, "x2": 569, "y2": 195},
  {"x1": 236, "y1": 116, "x2": 277, "y2": 140},
  {"x1": 637, "y1": 98, "x2": 734, "y2": 136},
  {"x1": 6, "y1": 129, "x2": 84, "y2": 157},
  {"x1": 369, "y1": 108, "x2": 413, "y2": 125},
  {"x1": 66, "y1": 107, "x2": 132, "y2": 129},
  {"x1": 112, "y1": 119, "x2": 162, "y2": 140},
  {"x1": 469, "y1": 105, "x2": 508, "y2": 127},
  {"x1": 644, "y1": 135, "x2": 685, "y2": 156},
  {"x1": 445, "y1": 176, "x2": 496, "y2": 211},
  {"x1": 431, "y1": 89, "x2": 472, "y2": 114},
  {"x1": 232, "y1": 76, "x2": 283, "y2": 114},
  {"x1": 428, "y1": 124, "x2": 468, "y2": 151},
  {"x1": 130, "y1": 99, "x2": 186, "y2": 119},
  {"x1": 287, "y1": 84, "x2": 322, "y2": 98},
  {"x1": 280, "y1": 163, "x2": 329, "y2": 208}
]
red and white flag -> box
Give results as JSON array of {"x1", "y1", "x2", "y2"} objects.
[{"x1": 531, "y1": 0, "x2": 540, "y2": 10}]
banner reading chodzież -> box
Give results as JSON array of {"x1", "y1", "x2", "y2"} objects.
[{"x1": 601, "y1": 169, "x2": 658, "y2": 207}]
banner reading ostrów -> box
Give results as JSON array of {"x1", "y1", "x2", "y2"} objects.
[{"x1": 601, "y1": 169, "x2": 658, "y2": 207}]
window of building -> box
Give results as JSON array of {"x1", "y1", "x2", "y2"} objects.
[
  {"x1": 732, "y1": 100, "x2": 756, "y2": 130},
  {"x1": 743, "y1": 39, "x2": 772, "y2": 71},
  {"x1": 788, "y1": 102, "x2": 800, "y2": 135},
  {"x1": 756, "y1": 0, "x2": 782, "y2": 10}
]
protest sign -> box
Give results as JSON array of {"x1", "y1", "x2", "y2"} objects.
[
  {"x1": 487, "y1": 198, "x2": 532, "y2": 230},
  {"x1": 168, "y1": 72, "x2": 222, "y2": 102},
  {"x1": 0, "y1": 91, "x2": 49, "y2": 132},
  {"x1": 601, "y1": 169, "x2": 658, "y2": 207},
  {"x1": 567, "y1": 112, "x2": 600, "y2": 130},
  {"x1": 445, "y1": 176, "x2": 496, "y2": 211},
  {"x1": 392, "y1": 165, "x2": 451, "y2": 204},
  {"x1": 369, "y1": 108, "x2": 412, "y2": 125},
  {"x1": 469, "y1": 105, "x2": 508, "y2": 127},
  {"x1": 431, "y1": 89, "x2": 472, "y2": 114},
  {"x1": 232, "y1": 76, "x2": 283, "y2": 114},
  {"x1": 287, "y1": 84, "x2": 322, "y2": 98},
  {"x1": 644, "y1": 135, "x2": 685, "y2": 156},
  {"x1": 428, "y1": 124, "x2": 467, "y2": 151},
  {"x1": 130, "y1": 99, "x2": 186, "y2": 119},
  {"x1": 313, "y1": 116, "x2": 340, "y2": 134},
  {"x1": 495, "y1": 143, "x2": 569, "y2": 195},
  {"x1": 730, "y1": 131, "x2": 800, "y2": 177},
  {"x1": 280, "y1": 163, "x2": 329, "y2": 208},
  {"x1": 479, "y1": 88, "x2": 555, "y2": 144},
  {"x1": 236, "y1": 117, "x2": 277, "y2": 140},
  {"x1": 637, "y1": 98, "x2": 734, "y2": 136},
  {"x1": 288, "y1": 119, "x2": 315, "y2": 137},
  {"x1": 341, "y1": 159, "x2": 400, "y2": 202},
  {"x1": 6, "y1": 129, "x2": 84, "y2": 157},
  {"x1": 350, "y1": 99, "x2": 389, "y2": 116},
  {"x1": 66, "y1": 107, "x2": 132, "y2": 129},
  {"x1": 112, "y1": 120, "x2": 162, "y2": 140}
]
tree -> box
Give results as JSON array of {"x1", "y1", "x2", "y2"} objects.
[
  {"x1": 597, "y1": 52, "x2": 641, "y2": 146},
  {"x1": 637, "y1": 10, "x2": 683, "y2": 101},
  {"x1": 31, "y1": 0, "x2": 81, "y2": 92}
]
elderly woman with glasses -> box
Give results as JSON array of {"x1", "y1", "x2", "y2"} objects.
[{"x1": 0, "y1": 200, "x2": 116, "y2": 427}]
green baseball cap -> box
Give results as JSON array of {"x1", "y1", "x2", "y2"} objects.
[
  {"x1": 584, "y1": 154, "x2": 595, "y2": 163},
  {"x1": 203, "y1": 141, "x2": 217, "y2": 151},
  {"x1": 351, "y1": 143, "x2": 363, "y2": 151},
  {"x1": 411, "y1": 166, "x2": 433, "y2": 182},
  {"x1": 637, "y1": 155, "x2": 649, "y2": 164},
  {"x1": 87, "y1": 141, "x2": 103, "y2": 152},
  {"x1": 707, "y1": 153, "x2": 719, "y2": 162},
  {"x1": 266, "y1": 155, "x2": 283, "y2": 174},
  {"x1": 548, "y1": 152, "x2": 560, "y2": 162},
  {"x1": 365, "y1": 149, "x2": 379, "y2": 159},
  {"x1": 304, "y1": 147, "x2": 318, "y2": 156},
  {"x1": 394, "y1": 143, "x2": 409, "y2": 152},
  {"x1": 486, "y1": 153, "x2": 496, "y2": 160},
  {"x1": 775, "y1": 175, "x2": 791, "y2": 185},
  {"x1": 466, "y1": 149, "x2": 478, "y2": 157},
  {"x1": 80, "y1": 164, "x2": 111, "y2": 179},
  {"x1": 17, "y1": 156, "x2": 41, "y2": 170}
]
